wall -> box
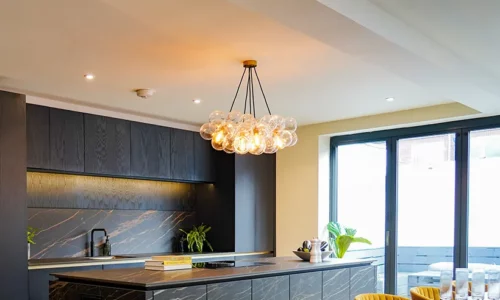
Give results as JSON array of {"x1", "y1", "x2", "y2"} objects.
[
  {"x1": 27, "y1": 172, "x2": 211, "y2": 258},
  {"x1": 0, "y1": 91, "x2": 28, "y2": 300},
  {"x1": 275, "y1": 103, "x2": 480, "y2": 256}
]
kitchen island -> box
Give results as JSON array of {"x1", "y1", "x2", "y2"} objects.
[{"x1": 49, "y1": 257, "x2": 375, "y2": 300}]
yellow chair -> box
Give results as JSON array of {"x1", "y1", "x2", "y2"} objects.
[
  {"x1": 410, "y1": 287, "x2": 441, "y2": 300},
  {"x1": 355, "y1": 293, "x2": 410, "y2": 300}
]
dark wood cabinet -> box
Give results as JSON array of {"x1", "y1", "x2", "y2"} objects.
[
  {"x1": 194, "y1": 135, "x2": 216, "y2": 182},
  {"x1": 130, "y1": 122, "x2": 171, "y2": 179},
  {"x1": 50, "y1": 108, "x2": 84, "y2": 172},
  {"x1": 27, "y1": 104, "x2": 50, "y2": 169},
  {"x1": 171, "y1": 128, "x2": 195, "y2": 181},
  {"x1": 84, "y1": 114, "x2": 131, "y2": 176},
  {"x1": 29, "y1": 266, "x2": 101, "y2": 300}
]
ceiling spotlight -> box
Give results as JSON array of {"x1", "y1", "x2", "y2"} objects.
[
  {"x1": 84, "y1": 74, "x2": 95, "y2": 80},
  {"x1": 386, "y1": 97, "x2": 395, "y2": 102},
  {"x1": 193, "y1": 99, "x2": 202, "y2": 104}
]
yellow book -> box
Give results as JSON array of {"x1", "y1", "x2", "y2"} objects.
[{"x1": 151, "y1": 256, "x2": 192, "y2": 262}]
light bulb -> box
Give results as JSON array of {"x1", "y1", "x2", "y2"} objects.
[
  {"x1": 211, "y1": 137, "x2": 224, "y2": 151},
  {"x1": 234, "y1": 135, "x2": 250, "y2": 155},
  {"x1": 213, "y1": 129, "x2": 226, "y2": 144},
  {"x1": 274, "y1": 134, "x2": 285, "y2": 150}
]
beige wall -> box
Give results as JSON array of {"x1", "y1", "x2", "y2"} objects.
[{"x1": 275, "y1": 103, "x2": 479, "y2": 256}]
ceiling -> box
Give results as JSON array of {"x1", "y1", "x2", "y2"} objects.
[{"x1": 0, "y1": 0, "x2": 498, "y2": 126}]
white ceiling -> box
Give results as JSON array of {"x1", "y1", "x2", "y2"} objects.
[{"x1": 0, "y1": 0, "x2": 498, "y2": 126}]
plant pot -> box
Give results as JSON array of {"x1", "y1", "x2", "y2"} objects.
[{"x1": 28, "y1": 243, "x2": 30, "y2": 259}]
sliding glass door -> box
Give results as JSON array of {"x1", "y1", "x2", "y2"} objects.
[
  {"x1": 336, "y1": 142, "x2": 387, "y2": 293},
  {"x1": 396, "y1": 134, "x2": 456, "y2": 296},
  {"x1": 468, "y1": 128, "x2": 500, "y2": 268}
]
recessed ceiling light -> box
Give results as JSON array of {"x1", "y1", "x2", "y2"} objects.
[
  {"x1": 193, "y1": 99, "x2": 202, "y2": 104},
  {"x1": 386, "y1": 97, "x2": 395, "y2": 102},
  {"x1": 84, "y1": 74, "x2": 95, "y2": 80}
]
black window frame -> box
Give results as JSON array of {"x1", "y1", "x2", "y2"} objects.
[{"x1": 330, "y1": 114, "x2": 500, "y2": 294}]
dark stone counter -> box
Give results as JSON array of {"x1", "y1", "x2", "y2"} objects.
[{"x1": 50, "y1": 257, "x2": 376, "y2": 300}]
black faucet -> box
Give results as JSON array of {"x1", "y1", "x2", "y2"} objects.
[{"x1": 90, "y1": 228, "x2": 107, "y2": 257}]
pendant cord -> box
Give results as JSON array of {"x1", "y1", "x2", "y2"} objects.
[
  {"x1": 229, "y1": 68, "x2": 247, "y2": 112},
  {"x1": 254, "y1": 68, "x2": 272, "y2": 115},
  {"x1": 249, "y1": 69, "x2": 253, "y2": 116},
  {"x1": 243, "y1": 68, "x2": 251, "y2": 114},
  {"x1": 250, "y1": 68, "x2": 257, "y2": 118}
]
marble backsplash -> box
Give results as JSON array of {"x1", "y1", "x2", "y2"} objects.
[
  {"x1": 27, "y1": 172, "x2": 205, "y2": 259},
  {"x1": 28, "y1": 208, "x2": 196, "y2": 259}
]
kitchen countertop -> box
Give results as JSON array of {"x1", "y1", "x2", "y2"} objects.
[
  {"x1": 51, "y1": 256, "x2": 374, "y2": 290},
  {"x1": 29, "y1": 251, "x2": 272, "y2": 270}
]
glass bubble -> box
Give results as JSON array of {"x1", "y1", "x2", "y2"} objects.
[
  {"x1": 273, "y1": 134, "x2": 286, "y2": 150},
  {"x1": 264, "y1": 137, "x2": 278, "y2": 154},
  {"x1": 270, "y1": 115, "x2": 285, "y2": 131},
  {"x1": 200, "y1": 123, "x2": 214, "y2": 140},
  {"x1": 259, "y1": 115, "x2": 272, "y2": 125},
  {"x1": 284, "y1": 117, "x2": 297, "y2": 132},
  {"x1": 211, "y1": 137, "x2": 224, "y2": 151},
  {"x1": 212, "y1": 128, "x2": 226, "y2": 145},
  {"x1": 290, "y1": 131, "x2": 298, "y2": 146},
  {"x1": 209, "y1": 110, "x2": 226, "y2": 122},
  {"x1": 249, "y1": 132, "x2": 266, "y2": 154},
  {"x1": 234, "y1": 135, "x2": 251, "y2": 155},
  {"x1": 228, "y1": 111, "x2": 242, "y2": 123},
  {"x1": 241, "y1": 113, "x2": 256, "y2": 125},
  {"x1": 223, "y1": 135, "x2": 235, "y2": 153},
  {"x1": 279, "y1": 130, "x2": 293, "y2": 147}
]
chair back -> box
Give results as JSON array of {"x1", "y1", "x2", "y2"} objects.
[
  {"x1": 355, "y1": 293, "x2": 410, "y2": 300},
  {"x1": 410, "y1": 287, "x2": 440, "y2": 300}
]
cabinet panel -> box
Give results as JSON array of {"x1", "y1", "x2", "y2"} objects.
[
  {"x1": 290, "y1": 271, "x2": 322, "y2": 300},
  {"x1": 130, "y1": 122, "x2": 171, "y2": 178},
  {"x1": 349, "y1": 266, "x2": 376, "y2": 300},
  {"x1": 193, "y1": 135, "x2": 216, "y2": 182},
  {"x1": 207, "y1": 280, "x2": 251, "y2": 300},
  {"x1": 252, "y1": 275, "x2": 289, "y2": 300},
  {"x1": 50, "y1": 108, "x2": 84, "y2": 172},
  {"x1": 171, "y1": 129, "x2": 195, "y2": 181},
  {"x1": 323, "y1": 269, "x2": 350, "y2": 300},
  {"x1": 27, "y1": 104, "x2": 50, "y2": 169},
  {"x1": 30, "y1": 266, "x2": 101, "y2": 300},
  {"x1": 84, "y1": 114, "x2": 131, "y2": 176},
  {"x1": 154, "y1": 285, "x2": 207, "y2": 300}
]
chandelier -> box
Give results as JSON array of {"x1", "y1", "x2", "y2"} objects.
[{"x1": 200, "y1": 60, "x2": 298, "y2": 155}]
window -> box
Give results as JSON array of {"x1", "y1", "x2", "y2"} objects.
[{"x1": 331, "y1": 115, "x2": 500, "y2": 295}]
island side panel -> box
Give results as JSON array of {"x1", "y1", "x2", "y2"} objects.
[
  {"x1": 252, "y1": 275, "x2": 289, "y2": 300},
  {"x1": 349, "y1": 265, "x2": 377, "y2": 299},
  {"x1": 152, "y1": 285, "x2": 207, "y2": 300},
  {"x1": 49, "y1": 281, "x2": 151, "y2": 300},
  {"x1": 322, "y1": 268, "x2": 350, "y2": 300},
  {"x1": 290, "y1": 271, "x2": 322, "y2": 300},
  {"x1": 207, "y1": 280, "x2": 251, "y2": 300}
]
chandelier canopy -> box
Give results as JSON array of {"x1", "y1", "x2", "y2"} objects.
[{"x1": 200, "y1": 60, "x2": 298, "y2": 155}]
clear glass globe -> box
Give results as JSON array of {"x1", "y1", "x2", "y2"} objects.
[
  {"x1": 273, "y1": 134, "x2": 286, "y2": 150},
  {"x1": 279, "y1": 130, "x2": 293, "y2": 147},
  {"x1": 249, "y1": 132, "x2": 266, "y2": 155},
  {"x1": 228, "y1": 111, "x2": 242, "y2": 123},
  {"x1": 223, "y1": 135, "x2": 235, "y2": 153},
  {"x1": 270, "y1": 115, "x2": 285, "y2": 131},
  {"x1": 259, "y1": 115, "x2": 272, "y2": 125},
  {"x1": 234, "y1": 134, "x2": 251, "y2": 155},
  {"x1": 211, "y1": 136, "x2": 224, "y2": 151},
  {"x1": 241, "y1": 113, "x2": 256, "y2": 125},
  {"x1": 209, "y1": 110, "x2": 226, "y2": 122},
  {"x1": 264, "y1": 137, "x2": 278, "y2": 154},
  {"x1": 212, "y1": 128, "x2": 226, "y2": 145},
  {"x1": 284, "y1": 117, "x2": 297, "y2": 132},
  {"x1": 290, "y1": 131, "x2": 298, "y2": 146},
  {"x1": 200, "y1": 123, "x2": 214, "y2": 140}
]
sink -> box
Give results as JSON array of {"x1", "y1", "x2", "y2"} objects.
[{"x1": 88, "y1": 255, "x2": 136, "y2": 260}]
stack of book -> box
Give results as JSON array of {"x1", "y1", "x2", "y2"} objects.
[{"x1": 144, "y1": 256, "x2": 193, "y2": 271}]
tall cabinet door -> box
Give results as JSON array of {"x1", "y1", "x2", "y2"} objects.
[
  {"x1": 130, "y1": 122, "x2": 171, "y2": 178},
  {"x1": 84, "y1": 114, "x2": 131, "y2": 176},
  {"x1": 27, "y1": 104, "x2": 50, "y2": 169},
  {"x1": 49, "y1": 108, "x2": 84, "y2": 172},
  {"x1": 171, "y1": 129, "x2": 195, "y2": 181},
  {"x1": 194, "y1": 135, "x2": 216, "y2": 182}
]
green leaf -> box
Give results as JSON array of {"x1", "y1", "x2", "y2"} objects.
[
  {"x1": 206, "y1": 240, "x2": 214, "y2": 252},
  {"x1": 344, "y1": 227, "x2": 357, "y2": 237},
  {"x1": 352, "y1": 237, "x2": 371, "y2": 245},
  {"x1": 327, "y1": 222, "x2": 342, "y2": 240},
  {"x1": 336, "y1": 235, "x2": 354, "y2": 258}
]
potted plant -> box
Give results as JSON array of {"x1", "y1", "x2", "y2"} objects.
[
  {"x1": 179, "y1": 224, "x2": 213, "y2": 253},
  {"x1": 27, "y1": 226, "x2": 38, "y2": 259},
  {"x1": 327, "y1": 222, "x2": 371, "y2": 258}
]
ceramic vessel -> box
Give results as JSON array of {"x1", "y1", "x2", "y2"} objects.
[{"x1": 309, "y1": 238, "x2": 322, "y2": 263}]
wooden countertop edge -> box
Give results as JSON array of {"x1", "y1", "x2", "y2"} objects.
[{"x1": 28, "y1": 251, "x2": 272, "y2": 270}]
